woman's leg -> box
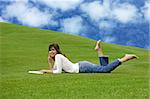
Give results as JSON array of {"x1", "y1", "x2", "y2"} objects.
[
  {"x1": 79, "y1": 60, "x2": 120, "y2": 73},
  {"x1": 95, "y1": 40, "x2": 109, "y2": 66},
  {"x1": 79, "y1": 40, "x2": 110, "y2": 73},
  {"x1": 98, "y1": 54, "x2": 138, "y2": 72},
  {"x1": 79, "y1": 54, "x2": 138, "y2": 73},
  {"x1": 79, "y1": 61, "x2": 99, "y2": 73},
  {"x1": 99, "y1": 56, "x2": 109, "y2": 66}
]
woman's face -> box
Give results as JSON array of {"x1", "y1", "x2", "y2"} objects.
[{"x1": 49, "y1": 47, "x2": 57, "y2": 58}]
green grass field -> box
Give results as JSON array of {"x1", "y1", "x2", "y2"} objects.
[{"x1": 0, "y1": 22, "x2": 149, "y2": 99}]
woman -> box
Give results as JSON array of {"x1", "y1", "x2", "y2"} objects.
[{"x1": 40, "y1": 40, "x2": 138, "y2": 74}]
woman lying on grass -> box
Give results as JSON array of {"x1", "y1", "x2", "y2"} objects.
[{"x1": 40, "y1": 40, "x2": 138, "y2": 74}]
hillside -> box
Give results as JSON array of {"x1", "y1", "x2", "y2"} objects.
[{"x1": 0, "y1": 22, "x2": 149, "y2": 99}]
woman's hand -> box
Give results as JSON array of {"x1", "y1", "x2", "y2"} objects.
[
  {"x1": 48, "y1": 51, "x2": 53, "y2": 63},
  {"x1": 48, "y1": 51, "x2": 54, "y2": 70},
  {"x1": 40, "y1": 69, "x2": 52, "y2": 73}
]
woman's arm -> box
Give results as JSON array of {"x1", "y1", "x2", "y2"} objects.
[
  {"x1": 39, "y1": 52, "x2": 54, "y2": 74},
  {"x1": 48, "y1": 55, "x2": 54, "y2": 70},
  {"x1": 40, "y1": 54, "x2": 63, "y2": 74},
  {"x1": 52, "y1": 54, "x2": 63, "y2": 73},
  {"x1": 40, "y1": 69, "x2": 53, "y2": 73}
]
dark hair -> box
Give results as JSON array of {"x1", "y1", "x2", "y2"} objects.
[{"x1": 48, "y1": 43, "x2": 62, "y2": 54}]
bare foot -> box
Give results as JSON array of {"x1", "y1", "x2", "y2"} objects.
[
  {"x1": 125, "y1": 54, "x2": 139, "y2": 60},
  {"x1": 95, "y1": 40, "x2": 102, "y2": 51},
  {"x1": 120, "y1": 54, "x2": 138, "y2": 62}
]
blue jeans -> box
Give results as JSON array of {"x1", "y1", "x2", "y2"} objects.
[{"x1": 78, "y1": 56, "x2": 121, "y2": 73}]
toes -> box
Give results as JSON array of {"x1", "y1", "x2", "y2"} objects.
[
  {"x1": 98, "y1": 40, "x2": 101, "y2": 42},
  {"x1": 133, "y1": 55, "x2": 139, "y2": 59},
  {"x1": 125, "y1": 54, "x2": 139, "y2": 59}
]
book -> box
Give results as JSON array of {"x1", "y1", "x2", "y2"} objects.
[{"x1": 28, "y1": 71, "x2": 44, "y2": 74}]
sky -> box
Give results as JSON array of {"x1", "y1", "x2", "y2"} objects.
[{"x1": 0, "y1": 0, "x2": 150, "y2": 49}]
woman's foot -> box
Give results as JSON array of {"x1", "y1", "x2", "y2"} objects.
[
  {"x1": 95, "y1": 40, "x2": 104, "y2": 56},
  {"x1": 119, "y1": 54, "x2": 138, "y2": 62},
  {"x1": 95, "y1": 40, "x2": 102, "y2": 51}
]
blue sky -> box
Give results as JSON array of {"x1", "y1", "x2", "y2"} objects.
[{"x1": 0, "y1": 0, "x2": 150, "y2": 49}]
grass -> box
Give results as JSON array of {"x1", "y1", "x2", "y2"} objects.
[{"x1": 0, "y1": 22, "x2": 149, "y2": 99}]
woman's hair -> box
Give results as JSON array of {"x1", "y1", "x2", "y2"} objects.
[{"x1": 48, "y1": 43, "x2": 62, "y2": 54}]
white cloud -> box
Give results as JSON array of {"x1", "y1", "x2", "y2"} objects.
[
  {"x1": 36, "y1": 0, "x2": 83, "y2": 11},
  {"x1": 142, "y1": 0, "x2": 150, "y2": 22},
  {"x1": 103, "y1": 36, "x2": 116, "y2": 43},
  {"x1": 80, "y1": 1, "x2": 108, "y2": 21},
  {"x1": 6, "y1": 0, "x2": 29, "y2": 2},
  {"x1": 3, "y1": 2, "x2": 57, "y2": 27},
  {"x1": 112, "y1": 3, "x2": 140, "y2": 23},
  {"x1": 99, "y1": 21, "x2": 115, "y2": 29},
  {"x1": 60, "y1": 16, "x2": 83, "y2": 35},
  {"x1": 80, "y1": 1, "x2": 140, "y2": 23}
]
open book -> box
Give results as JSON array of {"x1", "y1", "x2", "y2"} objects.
[{"x1": 28, "y1": 71, "x2": 44, "y2": 74}]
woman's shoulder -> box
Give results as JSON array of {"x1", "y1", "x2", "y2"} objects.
[{"x1": 55, "y1": 54, "x2": 65, "y2": 58}]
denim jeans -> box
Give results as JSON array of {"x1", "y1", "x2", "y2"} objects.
[{"x1": 78, "y1": 56, "x2": 121, "y2": 73}]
